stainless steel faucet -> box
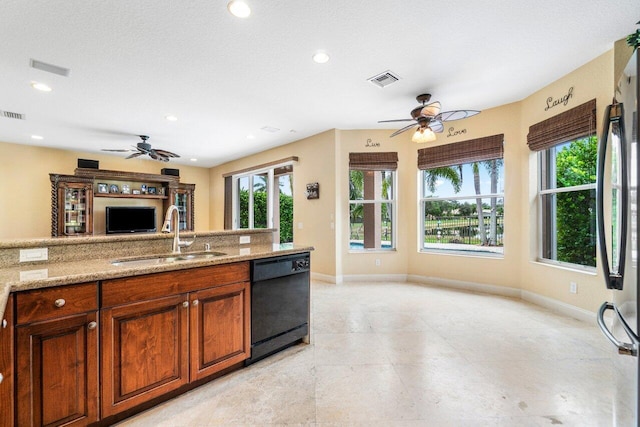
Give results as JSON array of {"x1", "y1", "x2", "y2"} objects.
[{"x1": 161, "y1": 205, "x2": 194, "y2": 254}]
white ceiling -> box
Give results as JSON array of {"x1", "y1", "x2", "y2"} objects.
[{"x1": 1, "y1": 1, "x2": 639, "y2": 168}]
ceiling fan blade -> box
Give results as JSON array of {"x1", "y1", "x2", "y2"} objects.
[
  {"x1": 101, "y1": 148, "x2": 133, "y2": 152},
  {"x1": 378, "y1": 118, "x2": 416, "y2": 123},
  {"x1": 429, "y1": 120, "x2": 444, "y2": 133},
  {"x1": 125, "y1": 152, "x2": 144, "y2": 159},
  {"x1": 153, "y1": 149, "x2": 180, "y2": 158},
  {"x1": 390, "y1": 123, "x2": 417, "y2": 137},
  {"x1": 436, "y1": 109, "x2": 481, "y2": 122},
  {"x1": 420, "y1": 101, "x2": 441, "y2": 117}
]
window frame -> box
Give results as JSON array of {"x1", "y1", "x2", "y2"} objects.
[
  {"x1": 348, "y1": 169, "x2": 398, "y2": 252},
  {"x1": 418, "y1": 161, "x2": 505, "y2": 257},
  {"x1": 536, "y1": 139, "x2": 597, "y2": 271}
]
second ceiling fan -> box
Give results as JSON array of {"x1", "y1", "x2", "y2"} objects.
[{"x1": 379, "y1": 94, "x2": 480, "y2": 142}]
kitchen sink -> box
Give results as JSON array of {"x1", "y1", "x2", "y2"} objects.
[{"x1": 111, "y1": 251, "x2": 227, "y2": 267}]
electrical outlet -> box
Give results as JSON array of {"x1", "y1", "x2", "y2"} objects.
[
  {"x1": 19, "y1": 248, "x2": 48, "y2": 262},
  {"x1": 570, "y1": 282, "x2": 578, "y2": 294},
  {"x1": 375, "y1": 259, "x2": 381, "y2": 266},
  {"x1": 239, "y1": 235, "x2": 251, "y2": 244}
]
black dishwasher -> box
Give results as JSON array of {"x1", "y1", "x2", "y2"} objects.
[{"x1": 245, "y1": 252, "x2": 310, "y2": 365}]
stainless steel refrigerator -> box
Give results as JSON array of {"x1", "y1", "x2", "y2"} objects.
[{"x1": 597, "y1": 48, "x2": 639, "y2": 426}]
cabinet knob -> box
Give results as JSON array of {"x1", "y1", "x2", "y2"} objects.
[
  {"x1": 87, "y1": 321, "x2": 97, "y2": 330},
  {"x1": 2, "y1": 319, "x2": 6, "y2": 328},
  {"x1": 192, "y1": 300, "x2": 199, "y2": 306},
  {"x1": 54, "y1": 298, "x2": 66, "y2": 308},
  {"x1": 0, "y1": 373, "x2": 3, "y2": 384},
  {"x1": 182, "y1": 301, "x2": 189, "y2": 308}
]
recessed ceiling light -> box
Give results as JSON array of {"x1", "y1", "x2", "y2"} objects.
[
  {"x1": 31, "y1": 81, "x2": 52, "y2": 92},
  {"x1": 227, "y1": 1, "x2": 251, "y2": 18},
  {"x1": 165, "y1": 115, "x2": 178, "y2": 122},
  {"x1": 312, "y1": 51, "x2": 330, "y2": 64},
  {"x1": 190, "y1": 158, "x2": 197, "y2": 162},
  {"x1": 31, "y1": 135, "x2": 44, "y2": 140},
  {"x1": 247, "y1": 134, "x2": 255, "y2": 139}
]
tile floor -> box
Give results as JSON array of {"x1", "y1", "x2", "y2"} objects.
[{"x1": 115, "y1": 280, "x2": 621, "y2": 426}]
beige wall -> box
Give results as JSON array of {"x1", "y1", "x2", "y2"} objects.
[
  {"x1": 0, "y1": 141, "x2": 211, "y2": 239},
  {"x1": 0, "y1": 47, "x2": 622, "y2": 314},
  {"x1": 209, "y1": 130, "x2": 337, "y2": 278}
]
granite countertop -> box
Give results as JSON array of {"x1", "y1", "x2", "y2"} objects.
[{"x1": 0, "y1": 243, "x2": 313, "y2": 320}]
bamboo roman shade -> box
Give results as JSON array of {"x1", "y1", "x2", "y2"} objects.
[
  {"x1": 417, "y1": 134, "x2": 504, "y2": 170},
  {"x1": 526, "y1": 99, "x2": 596, "y2": 151},
  {"x1": 349, "y1": 152, "x2": 398, "y2": 170}
]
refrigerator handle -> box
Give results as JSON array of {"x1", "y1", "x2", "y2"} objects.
[
  {"x1": 596, "y1": 103, "x2": 627, "y2": 290},
  {"x1": 597, "y1": 302, "x2": 639, "y2": 357}
]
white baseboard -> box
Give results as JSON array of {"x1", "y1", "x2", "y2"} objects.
[
  {"x1": 310, "y1": 272, "x2": 597, "y2": 323},
  {"x1": 521, "y1": 290, "x2": 596, "y2": 323},
  {"x1": 407, "y1": 274, "x2": 521, "y2": 299}
]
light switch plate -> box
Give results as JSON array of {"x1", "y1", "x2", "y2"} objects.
[
  {"x1": 239, "y1": 235, "x2": 251, "y2": 244},
  {"x1": 19, "y1": 248, "x2": 48, "y2": 262}
]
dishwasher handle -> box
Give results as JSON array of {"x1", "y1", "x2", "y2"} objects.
[{"x1": 597, "y1": 301, "x2": 639, "y2": 357}]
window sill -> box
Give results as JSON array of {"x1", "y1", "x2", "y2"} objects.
[
  {"x1": 419, "y1": 248, "x2": 504, "y2": 259},
  {"x1": 349, "y1": 248, "x2": 397, "y2": 254},
  {"x1": 531, "y1": 258, "x2": 597, "y2": 275}
]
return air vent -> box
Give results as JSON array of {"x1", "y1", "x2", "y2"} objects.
[
  {"x1": 367, "y1": 70, "x2": 400, "y2": 88},
  {"x1": 1, "y1": 110, "x2": 25, "y2": 120},
  {"x1": 30, "y1": 59, "x2": 71, "y2": 77}
]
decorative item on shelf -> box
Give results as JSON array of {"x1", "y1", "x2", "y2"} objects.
[
  {"x1": 132, "y1": 189, "x2": 141, "y2": 195},
  {"x1": 121, "y1": 184, "x2": 130, "y2": 194},
  {"x1": 109, "y1": 184, "x2": 119, "y2": 194},
  {"x1": 98, "y1": 183, "x2": 108, "y2": 193},
  {"x1": 148, "y1": 186, "x2": 157, "y2": 194},
  {"x1": 305, "y1": 182, "x2": 319, "y2": 199},
  {"x1": 141, "y1": 184, "x2": 147, "y2": 194}
]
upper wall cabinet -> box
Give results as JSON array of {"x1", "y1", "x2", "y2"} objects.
[{"x1": 50, "y1": 169, "x2": 195, "y2": 237}]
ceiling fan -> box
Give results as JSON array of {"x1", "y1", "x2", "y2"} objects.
[
  {"x1": 101, "y1": 135, "x2": 180, "y2": 162},
  {"x1": 379, "y1": 94, "x2": 480, "y2": 143}
]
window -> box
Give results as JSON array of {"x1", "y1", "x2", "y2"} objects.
[
  {"x1": 418, "y1": 135, "x2": 504, "y2": 255},
  {"x1": 538, "y1": 137, "x2": 597, "y2": 267},
  {"x1": 349, "y1": 152, "x2": 397, "y2": 251},
  {"x1": 224, "y1": 158, "x2": 295, "y2": 244},
  {"x1": 527, "y1": 99, "x2": 597, "y2": 268}
]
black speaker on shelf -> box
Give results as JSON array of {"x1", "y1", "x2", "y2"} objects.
[
  {"x1": 78, "y1": 158, "x2": 99, "y2": 169},
  {"x1": 161, "y1": 168, "x2": 180, "y2": 176}
]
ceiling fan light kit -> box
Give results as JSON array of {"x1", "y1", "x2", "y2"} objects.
[
  {"x1": 227, "y1": 0, "x2": 251, "y2": 18},
  {"x1": 380, "y1": 93, "x2": 480, "y2": 143}
]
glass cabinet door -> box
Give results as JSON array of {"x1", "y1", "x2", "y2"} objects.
[
  {"x1": 63, "y1": 185, "x2": 89, "y2": 235},
  {"x1": 174, "y1": 191, "x2": 188, "y2": 231}
]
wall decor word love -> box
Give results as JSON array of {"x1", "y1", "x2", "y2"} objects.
[
  {"x1": 446, "y1": 127, "x2": 467, "y2": 138},
  {"x1": 545, "y1": 86, "x2": 574, "y2": 111},
  {"x1": 365, "y1": 138, "x2": 381, "y2": 147}
]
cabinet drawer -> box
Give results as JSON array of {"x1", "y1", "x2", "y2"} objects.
[{"x1": 16, "y1": 283, "x2": 98, "y2": 325}]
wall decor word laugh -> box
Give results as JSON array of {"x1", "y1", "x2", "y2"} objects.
[
  {"x1": 446, "y1": 127, "x2": 467, "y2": 138},
  {"x1": 545, "y1": 86, "x2": 574, "y2": 111},
  {"x1": 365, "y1": 138, "x2": 380, "y2": 147}
]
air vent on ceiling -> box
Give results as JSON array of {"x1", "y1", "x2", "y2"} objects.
[
  {"x1": 29, "y1": 59, "x2": 71, "y2": 77},
  {"x1": 1, "y1": 110, "x2": 26, "y2": 120},
  {"x1": 367, "y1": 70, "x2": 400, "y2": 88}
]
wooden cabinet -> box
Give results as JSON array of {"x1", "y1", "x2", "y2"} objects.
[
  {"x1": 0, "y1": 294, "x2": 14, "y2": 427},
  {"x1": 14, "y1": 283, "x2": 99, "y2": 427},
  {"x1": 101, "y1": 262, "x2": 250, "y2": 417},
  {"x1": 189, "y1": 281, "x2": 250, "y2": 381},
  {"x1": 50, "y1": 175, "x2": 94, "y2": 237},
  {"x1": 50, "y1": 169, "x2": 196, "y2": 236},
  {"x1": 100, "y1": 294, "x2": 189, "y2": 417},
  {"x1": 165, "y1": 183, "x2": 195, "y2": 231}
]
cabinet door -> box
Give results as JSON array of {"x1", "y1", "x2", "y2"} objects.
[
  {"x1": 0, "y1": 295, "x2": 14, "y2": 427},
  {"x1": 190, "y1": 281, "x2": 250, "y2": 381},
  {"x1": 16, "y1": 311, "x2": 99, "y2": 427},
  {"x1": 101, "y1": 294, "x2": 189, "y2": 417},
  {"x1": 57, "y1": 182, "x2": 93, "y2": 236}
]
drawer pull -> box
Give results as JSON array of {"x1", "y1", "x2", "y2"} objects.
[
  {"x1": 54, "y1": 298, "x2": 66, "y2": 308},
  {"x1": 182, "y1": 301, "x2": 189, "y2": 308},
  {"x1": 87, "y1": 321, "x2": 97, "y2": 330},
  {"x1": 192, "y1": 299, "x2": 199, "y2": 306}
]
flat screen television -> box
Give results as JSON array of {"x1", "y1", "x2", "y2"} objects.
[{"x1": 106, "y1": 206, "x2": 156, "y2": 234}]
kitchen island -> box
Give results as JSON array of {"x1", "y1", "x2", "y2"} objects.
[{"x1": 0, "y1": 229, "x2": 312, "y2": 427}]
